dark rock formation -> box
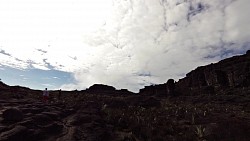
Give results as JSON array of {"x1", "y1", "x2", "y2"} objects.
[
  {"x1": 139, "y1": 79, "x2": 177, "y2": 96},
  {"x1": 139, "y1": 97, "x2": 161, "y2": 108},
  {"x1": 32, "y1": 114, "x2": 53, "y2": 126},
  {"x1": 107, "y1": 99, "x2": 128, "y2": 108},
  {"x1": 86, "y1": 84, "x2": 135, "y2": 95},
  {"x1": 88, "y1": 84, "x2": 116, "y2": 91},
  {"x1": 118, "y1": 89, "x2": 134, "y2": 95},
  {"x1": 166, "y1": 79, "x2": 175, "y2": 96},
  {"x1": 2, "y1": 108, "x2": 24, "y2": 122},
  {"x1": 86, "y1": 84, "x2": 117, "y2": 95},
  {"x1": 177, "y1": 50, "x2": 250, "y2": 95},
  {"x1": 0, "y1": 81, "x2": 8, "y2": 90},
  {"x1": 139, "y1": 50, "x2": 250, "y2": 96},
  {"x1": 0, "y1": 125, "x2": 28, "y2": 141},
  {"x1": 247, "y1": 50, "x2": 250, "y2": 55},
  {"x1": 139, "y1": 83, "x2": 167, "y2": 96}
]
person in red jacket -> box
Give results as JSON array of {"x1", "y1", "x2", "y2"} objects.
[{"x1": 43, "y1": 88, "x2": 49, "y2": 103}]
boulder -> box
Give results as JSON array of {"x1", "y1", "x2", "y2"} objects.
[
  {"x1": 2, "y1": 108, "x2": 24, "y2": 122},
  {"x1": 32, "y1": 114, "x2": 53, "y2": 126}
]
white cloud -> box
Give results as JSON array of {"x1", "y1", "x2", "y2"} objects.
[
  {"x1": 1, "y1": 0, "x2": 250, "y2": 92},
  {"x1": 224, "y1": 0, "x2": 250, "y2": 46},
  {"x1": 42, "y1": 83, "x2": 55, "y2": 88}
]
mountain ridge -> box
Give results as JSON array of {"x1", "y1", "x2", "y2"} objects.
[{"x1": 0, "y1": 50, "x2": 249, "y2": 96}]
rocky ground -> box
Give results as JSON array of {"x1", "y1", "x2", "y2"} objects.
[{"x1": 1, "y1": 90, "x2": 250, "y2": 141}]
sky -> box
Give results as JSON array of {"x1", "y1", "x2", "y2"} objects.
[{"x1": 0, "y1": 0, "x2": 249, "y2": 92}]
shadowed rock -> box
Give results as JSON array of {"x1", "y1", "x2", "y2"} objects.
[
  {"x1": 0, "y1": 125, "x2": 28, "y2": 141},
  {"x1": 107, "y1": 99, "x2": 128, "y2": 108},
  {"x1": 246, "y1": 50, "x2": 250, "y2": 54},
  {"x1": 167, "y1": 79, "x2": 176, "y2": 96},
  {"x1": 32, "y1": 114, "x2": 53, "y2": 126},
  {"x1": 2, "y1": 108, "x2": 24, "y2": 122},
  {"x1": 87, "y1": 84, "x2": 116, "y2": 92},
  {"x1": 177, "y1": 51, "x2": 250, "y2": 95},
  {"x1": 139, "y1": 97, "x2": 161, "y2": 108}
]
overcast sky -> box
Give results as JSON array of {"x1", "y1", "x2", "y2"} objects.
[{"x1": 0, "y1": 0, "x2": 249, "y2": 92}]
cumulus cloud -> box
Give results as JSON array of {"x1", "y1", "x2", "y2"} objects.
[{"x1": 0, "y1": 0, "x2": 250, "y2": 92}]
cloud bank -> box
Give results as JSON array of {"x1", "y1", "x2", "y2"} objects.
[{"x1": 0, "y1": 0, "x2": 250, "y2": 92}]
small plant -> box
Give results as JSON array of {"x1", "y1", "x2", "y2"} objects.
[
  {"x1": 203, "y1": 111, "x2": 206, "y2": 116},
  {"x1": 195, "y1": 125, "x2": 206, "y2": 140},
  {"x1": 191, "y1": 114, "x2": 195, "y2": 124}
]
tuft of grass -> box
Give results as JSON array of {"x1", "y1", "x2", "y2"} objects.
[{"x1": 195, "y1": 125, "x2": 206, "y2": 141}]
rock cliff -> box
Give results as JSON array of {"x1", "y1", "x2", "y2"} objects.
[
  {"x1": 177, "y1": 50, "x2": 250, "y2": 95},
  {"x1": 140, "y1": 50, "x2": 250, "y2": 96}
]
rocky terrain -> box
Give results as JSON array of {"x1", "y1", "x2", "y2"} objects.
[{"x1": 0, "y1": 50, "x2": 250, "y2": 141}]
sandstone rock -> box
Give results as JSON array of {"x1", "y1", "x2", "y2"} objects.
[
  {"x1": 0, "y1": 125, "x2": 28, "y2": 141},
  {"x1": 32, "y1": 114, "x2": 53, "y2": 126},
  {"x1": 42, "y1": 123, "x2": 63, "y2": 134},
  {"x1": 29, "y1": 108, "x2": 44, "y2": 114},
  {"x1": 139, "y1": 84, "x2": 167, "y2": 96},
  {"x1": 138, "y1": 51, "x2": 250, "y2": 96},
  {"x1": 19, "y1": 120, "x2": 36, "y2": 129},
  {"x1": 2, "y1": 108, "x2": 24, "y2": 122},
  {"x1": 69, "y1": 115, "x2": 94, "y2": 125},
  {"x1": 41, "y1": 112, "x2": 60, "y2": 120},
  {"x1": 176, "y1": 51, "x2": 250, "y2": 95}
]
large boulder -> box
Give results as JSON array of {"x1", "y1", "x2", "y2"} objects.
[{"x1": 2, "y1": 108, "x2": 24, "y2": 122}]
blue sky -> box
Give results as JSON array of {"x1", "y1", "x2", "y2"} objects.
[
  {"x1": 0, "y1": 65, "x2": 72, "y2": 90},
  {"x1": 0, "y1": 0, "x2": 250, "y2": 92}
]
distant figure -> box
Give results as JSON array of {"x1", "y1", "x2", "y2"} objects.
[
  {"x1": 166, "y1": 79, "x2": 175, "y2": 96},
  {"x1": 43, "y1": 88, "x2": 49, "y2": 103},
  {"x1": 58, "y1": 89, "x2": 62, "y2": 100}
]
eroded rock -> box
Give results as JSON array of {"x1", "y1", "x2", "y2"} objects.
[
  {"x1": 2, "y1": 108, "x2": 24, "y2": 122},
  {"x1": 0, "y1": 125, "x2": 28, "y2": 141}
]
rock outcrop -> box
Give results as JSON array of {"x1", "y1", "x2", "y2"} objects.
[
  {"x1": 139, "y1": 79, "x2": 177, "y2": 96},
  {"x1": 139, "y1": 50, "x2": 250, "y2": 96},
  {"x1": 88, "y1": 84, "x2": 116, "y2": 91},
  {"x1": 86, "y1": 84, "x2": 135, "y2": 95},
  {"x1": 139, "y1": 83, "x2": 167, "y2": 96},
  {"x1": 177, "y1": 50, "x2": 250, "y2": 95}
]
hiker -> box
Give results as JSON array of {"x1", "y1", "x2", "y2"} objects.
[
  {"x1": 43, "y1": 88, "x2": 49, "y2": 103},
  {"x1": 58, "y1": 89, "x2": 62, "y2": 100}
]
